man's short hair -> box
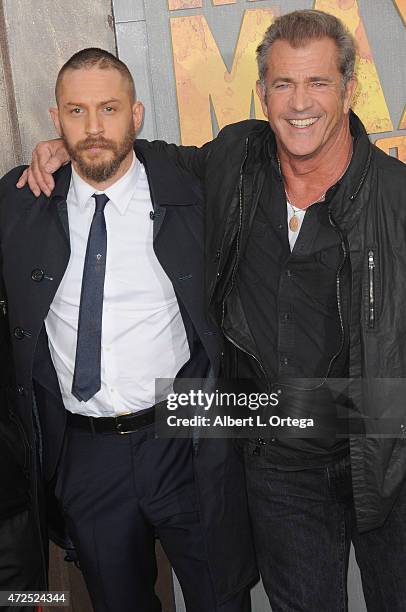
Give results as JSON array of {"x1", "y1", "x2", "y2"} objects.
[
  {"x1": 55, "y1": 47, "x2": 136, "y2": 103},
  {"x1": 256, "y1": 10, "x2": 356, "y2": 90}
]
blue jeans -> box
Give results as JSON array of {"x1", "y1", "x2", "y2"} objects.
[{"x1": 244, "y1": 444, "x2": 406, "y2": 612}]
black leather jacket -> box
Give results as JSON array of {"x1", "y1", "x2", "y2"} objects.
[{"x1": 162, "y1": 111, "x2": 406, "y2": 532}]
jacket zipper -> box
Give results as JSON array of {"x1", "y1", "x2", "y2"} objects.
[
  {"x1": 326, "y1": 212, "x2": 347, "y2": 374},
  {"x1": 368, "y1": 249, "x2": 375, "y2": 328},
  {"x1": 223, "y1": 327, "x2": 268, "y2": 383},
  {"x1": 220, "y1": 139, "x2": 268, "y2": 385}
]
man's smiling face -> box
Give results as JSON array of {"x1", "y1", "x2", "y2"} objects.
[{"x1": 256, "y1": 36, "x2": 355, "y2": 160}]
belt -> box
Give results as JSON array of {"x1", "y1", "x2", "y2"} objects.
[{"x1": 66, "y1": 407, "x2": 155, "y2": 435}]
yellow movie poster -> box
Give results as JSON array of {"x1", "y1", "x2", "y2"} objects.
[{"x1": 168, "y1": 0, "x2": 405, "y2": 161}]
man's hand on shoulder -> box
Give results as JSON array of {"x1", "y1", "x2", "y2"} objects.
[{"x1": 16, "y1": 138, "x2": 70, "y2": 197}]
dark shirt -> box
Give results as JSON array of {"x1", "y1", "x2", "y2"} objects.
[{"x1": 237, "y1": 171, "x2": 350, "y2": 467}]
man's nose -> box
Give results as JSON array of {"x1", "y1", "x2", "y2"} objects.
[
  {"x1": 85, "y1": 110, "x2": 104, "y2": 135},
  {"x1": 289, "y1": 84, "x2": 312, "y2": 112}
]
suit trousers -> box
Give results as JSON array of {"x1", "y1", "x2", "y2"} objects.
[{"x1": 55, "y1": 420, "x2": 251, "y2": 612}]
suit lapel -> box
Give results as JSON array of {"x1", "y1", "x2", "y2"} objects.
[
  {"x1": 134, "y1": 140, "x2": 200, "y2": 242},
  {"x1": 51, "y1": 163, "x2": 72, "y2": 245},
  {"x1": 152, "y1": 206, "x2": 166, "y2": 242},
  {"x1": 133, "y1": 141, "x2": 219, "y2": 366},
  {"x1": 56, "y1": 198, "x2": 69, "y2": 245}
]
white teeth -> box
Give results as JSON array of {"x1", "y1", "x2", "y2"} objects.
[{"x1": 289, "y1": 118, "x2": 318, "y2": 128}]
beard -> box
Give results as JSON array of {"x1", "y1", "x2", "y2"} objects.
[{"x1": 62, "y1": 121, "x2": 136, "y2": 183}]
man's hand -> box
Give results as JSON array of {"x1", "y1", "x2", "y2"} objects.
[{"x1": 16, "y1": 138, "x2": 70, "y2": 197}]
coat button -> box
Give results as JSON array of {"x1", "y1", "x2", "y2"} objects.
[
  {"x1": 31, "y1": 268, "x2": 44, "y2": 282},
  {"x1": 14, "y1": 327, "x2": 25, "y2": 339},
  {"x1": 16, "y1": 385, "x2": 25, "y2": 395},
  {"x1": 149, "y1": 211, "x2": 155, "y2": 220},
  {"x1": 13, "y1": 327, "x2": 31, "y2": 339}
]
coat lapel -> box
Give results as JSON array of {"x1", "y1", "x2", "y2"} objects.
[
  {"x1": 135, "y1": 140, "x2": 201, "y2": 242},
  {"x1": 51, "y1": 163, "x2": 72, "y2": 245}
]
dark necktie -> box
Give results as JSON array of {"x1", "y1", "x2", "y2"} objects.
[{"x1": 72, "y1": 193, "x2": 109, "y2": 402}]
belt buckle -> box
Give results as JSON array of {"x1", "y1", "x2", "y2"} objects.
[{"x1": 114, "y1": 415, "x2": 135, "y2": 435}]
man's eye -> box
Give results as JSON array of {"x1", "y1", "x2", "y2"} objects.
[
  {"x1": 275, "y1": 83, "x2": 290, "y2": 90},
  {"x1": 311, "y1": 82, "x2": 327, "y2": 88},
  {"x1": 71, "y1": 108, "x2": 83, "y2": 114},
  {"x1": 104, "y1": 106, "x2": 114, "y2": 113}
]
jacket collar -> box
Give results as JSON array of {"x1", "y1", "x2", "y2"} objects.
[
  {"x1": 261, "y1": 110, "x2": 373, "y2": 232},
  {"x1": 49, "y1": 144, "x2": 201, "y2": 208},
  {"x1": 51, "y1": 162, "x2": 72, "y2": 201},
  {"x1": 134, "y1": 139, "x2": 202, "y2": 207},
  {"x1": 70, "y1": 153, "x2": 141, "y2": 216},
  {"x1": 48, "y1": 142, "x2": 202, "y2": 246},
  {"x1": 326, "y1": 111, "x2": 373, "y2": 231},
  {"x1": 47, "y1": 163, "x2": 72, "y2": 244}
]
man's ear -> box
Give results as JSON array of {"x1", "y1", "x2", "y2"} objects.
[
  {"x1": 343, "y1": 76, "x2": 357, "y2": 114},
  {"x1": 256, "y1": 80, "x2": 269, "y2": 119},
  {"x1": 49, "y1": 107, "x2": 62, "y2": 137},
  {"x1": 132, "y1": 101, "x2": 144, "y2": 133}
]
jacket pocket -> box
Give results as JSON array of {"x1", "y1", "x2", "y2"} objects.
[{"x1": 3, "y1": 407, "x2": 30, "y2": 472}]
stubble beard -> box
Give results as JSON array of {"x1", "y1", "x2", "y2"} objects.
[{"x1": 62, "y1": 122, "x2": 136, "y2": 183}]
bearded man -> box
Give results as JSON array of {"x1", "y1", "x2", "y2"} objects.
[{"x1": 0, "y1": 48, "x2": 256, "y2": 612}]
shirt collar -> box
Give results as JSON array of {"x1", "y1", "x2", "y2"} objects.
[{"x1": 71, "y1": 152, "x2": 141, "y2": 215}]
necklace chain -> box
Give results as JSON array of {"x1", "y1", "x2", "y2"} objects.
[
  {"x1": 276, "y1": 146, "x2": 353, "y2": 232},
  {"x1": 277, "y1": 157, "x2": 327, "y2": 211},
  {"x1": 285, "y1": 189, "x2": 326, "y2": 232}
]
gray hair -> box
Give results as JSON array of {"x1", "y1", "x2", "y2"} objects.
[{"x1": 256, "y1": 10, "x2": 356, "y2": 90}]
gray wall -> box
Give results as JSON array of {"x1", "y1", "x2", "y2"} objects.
[{"x1": 0, "y1": 0, "x2": 116, "y2": 174}]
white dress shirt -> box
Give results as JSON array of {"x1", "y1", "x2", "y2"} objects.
[{"x1": 45, "y1": 153, "x2": 190, "y2": 416}]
